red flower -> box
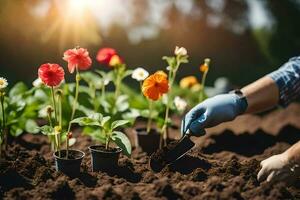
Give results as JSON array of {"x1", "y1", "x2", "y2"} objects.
[
  {"x1": 63, "y1": 47, "x2": 92, "y2": 73},
  {"x1": 96, "y1": 48, "x2": 123, "y2": 67},
  {"x1": 38, "y1": 63, "x2": 65, "y2": 87}
]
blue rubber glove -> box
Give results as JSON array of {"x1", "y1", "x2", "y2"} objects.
[{"x1": 181, "y1": 93, "x2": 248, "y2": 136}]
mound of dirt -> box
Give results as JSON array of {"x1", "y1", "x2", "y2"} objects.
[{"x1": 1, "y1": 104, "x2": 300, "y2": 199}]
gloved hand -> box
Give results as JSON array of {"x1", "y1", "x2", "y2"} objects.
[
  {"x1": 181, "y1": 93, "x2": 248, "y2": 136},
  {"x1": 257, "y1": 153, "x2": 300, "y2": 184}
]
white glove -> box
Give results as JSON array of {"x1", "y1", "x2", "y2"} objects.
[{"x1": 257, "y1": 153, "x2": 300, "y2": 184}]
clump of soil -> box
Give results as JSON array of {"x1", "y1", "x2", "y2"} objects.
[{"x1": 1, "y1": 106, "x2": 300, "y2": 199}]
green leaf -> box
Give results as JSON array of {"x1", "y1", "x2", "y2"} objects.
[
  {"x1": 80, "y1": 72, "x2": 104, "y2": 89},
  {"x1": 39, "y1": 125, "x2": 53, "y2": 135},
  {"x1": 9, "y1": 82, "x2": 28, "y2": 98},
  {"x1": 111, "y1": 131, "x2": 131, "y2": 157},
  {"x1": 88, "y1": 113, "x2": 103, "y2": 121},
  {"x1": 71, "y1": 117, "x2": 101, "y2": 126},
  {"x1": 116, "y1": 95, "x2": 129, "y2": 112},
  {"x1": 10, "y1": 125, "x2": 23, "y2": 137},
  {"x1": 101, "y1": 116, "x2": 111, "y2": 127},
  {"x1": 25, "y1": 119, "x2": 39, "y2": 134},
  {"x1": 111, "y1": 120, "x2": 129, "y2": 130}
]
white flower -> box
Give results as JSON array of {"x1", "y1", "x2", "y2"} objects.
[
  {"x1": 131, "y1": 67, "x2": 149, "y2": 81},
  {"x1": 32, "y1": 78, "x2": 43, "y2": 87},
  {"x1": 0, "y1": 77, "x2": 8, "y2": 90},
  {"x1": 174, "y1": 46, "x2": 187, "y2": 56},
  {"x1": 174, "y1": 96, "x2": 187, "y2": 112},
  {"x1": 38, "y1": 106, "x2": 49, "y2": 118}
]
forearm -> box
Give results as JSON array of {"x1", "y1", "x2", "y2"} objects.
[
  {"x1": 241, "y1": 76, "x2": 279, "y2": 114},
  {"x1": 285, "y1": 141, "x2": 300, "y2": 164}
]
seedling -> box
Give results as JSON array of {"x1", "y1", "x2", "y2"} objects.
[
  {"x1": 71, "y1": 113, "x2": 131, "y2": 156},
  {"x1": 160, "y1": 46, "x2": 189, "y2": 147}
]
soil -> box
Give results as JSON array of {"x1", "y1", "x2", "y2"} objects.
[
  {"x1": 54, "y1": 150, "x2": 84, "y2": 160},
  {"x1": 1, "y1": 103, "x2": 300, "y2": 199},
  {"x1": 90, "y1": 145, "x2": 121, "y2": 153}
]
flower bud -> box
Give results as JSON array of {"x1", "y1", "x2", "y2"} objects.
[
  {"x1": 174, "y1": 46, "x2": 187, "y2": 56},
  {"x1": 55, "y1": 89, "x2": 63, "y2": 97},
  {"x1": 204, "y1": 58, "x2": 211, "y2": 66},
  {"x1": 46, "y1": 105, "x2": 54, "y2": 114},
  {"x1": 67, "y1": 132, "x2": 73, "y2": 139}
]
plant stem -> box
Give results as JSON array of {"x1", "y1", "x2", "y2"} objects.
[
  {"x1": 51, "y1": 87, "x2": 58, "y2": 124},
  {"x1": 67, "y1": 66, "x2": 80, "y2": 158},
  {"x1": 57, "y1": 93, "x2": 63, "y2": 157},
  {"x1": 101, "y1": 84, "x2": 106, "y2": 100},
  {"x1": 0, "y1": 95, "x2": 4, "y2": 157},
  {"x1": 146, "y1": 100, "x2": 153, "y2": 133},
  {"x1": 199, "y1": 71, "x2": 208, "y2": 102},
  {"x1": 51, "y1": 86, "x2": 61, "y2": 153},
  {"x1": 161, "y1": 60, "x2": 179, "y2": 147},
  {"x1": 1, "y1": 95, "x2": 7, "y2": 151},
  {"x1": 47, "y1": 112, "x2": 55, "y2": 151},
  {"x1": 105, "y1": 135, "x2": 110, "y2": 150},
  {"x1": 114, "y1": 68, "x2": 121, "y2": 100}
]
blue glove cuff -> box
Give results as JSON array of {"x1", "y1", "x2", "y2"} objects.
[{"x1": 230, "y1": 90, "x2": 248, "y2": 115}]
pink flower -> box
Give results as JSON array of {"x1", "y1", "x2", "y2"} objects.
[
  {"x1": 63, "y1": 47, "x2": 92, "y2": 73},
  {"x1": 96, "y1": 48, "x2": 116, "y2": 65},
  {"x1": 38, "y1": 63, "x2": 65, "y2": 87}
]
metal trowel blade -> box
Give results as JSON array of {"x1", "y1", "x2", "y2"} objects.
[{"x1": 165, "y1": 135, "x2": 195, "y2": 164}]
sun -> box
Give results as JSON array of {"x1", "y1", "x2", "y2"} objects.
[{"x1": 40, "y1": 0, "x2": 101, "y2": 49}]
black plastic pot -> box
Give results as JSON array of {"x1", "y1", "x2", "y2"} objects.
[
  {"x1": 135, "y1": 128, "x2": 160, "y2": 155},
  {"x1": 53, "y1": 149, "x2": 85, "y2": 177},
  {"x1": 89, "y1": 145, "x2": 122, "y2": 172}
]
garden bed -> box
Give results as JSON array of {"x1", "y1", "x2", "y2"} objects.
[{"x1": 1, "y1": 104, "x2": 300, "y2": 200}]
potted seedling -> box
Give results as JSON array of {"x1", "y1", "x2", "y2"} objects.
[
  {"x1": 38, "y1": 63, "x2": 85, "y2": 177},
  {"x1": 130, "y1": 68, "x2": 163, "y2": 154},
  {"x1": 38, "y1": 46, "x2": 92, "y2": 177},
  {"x1": 141, "y1": 47, "x2": 189, "y2": 148},
  {"x1": 71, "y1": 113, "x2": 131, "y2": 172}
]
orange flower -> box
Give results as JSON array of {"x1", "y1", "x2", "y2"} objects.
[
  {"x1": 179, "y1": 76, "x2": 198, "y2": 89},
  {"x1": 199, "y1": 58, "x2": 210, "y2": 73},
  {"x1": 142, "y1": 71, "x2": 169, "y2": 101}
]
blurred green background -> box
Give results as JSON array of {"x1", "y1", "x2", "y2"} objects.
[{"x1": 0, "y1": 0, "x2": 300, "y2": 87}]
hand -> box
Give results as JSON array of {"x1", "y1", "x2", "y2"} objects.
[
  {"x1": 257, "y1": 153, "x2": 300, "y2": 184},
  {"x1": 181, "y1": 93, "x2": 247, "y2": 136}
]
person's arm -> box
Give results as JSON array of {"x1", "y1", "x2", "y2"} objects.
[
  {"x1": 257, "y1": 141, "x2": 300, "y2": 184},
  {"x1": 182, "y1": 56, "x2": 300, "y2": 136},
  {"x1": 242, "y1": 56, "x2": 300, "y2": 114},
  {"x1": 241, "y1": 76, "x2": 279, "y2": 114}
]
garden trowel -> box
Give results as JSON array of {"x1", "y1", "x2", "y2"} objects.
[{"x1": 149, "y1": 129, "x2": 197, "y2": 172}]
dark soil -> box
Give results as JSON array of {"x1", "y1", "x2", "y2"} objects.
[
  {"x1": 90, "y1": 145, "x2": 120, "y2": 153},
  {"x1": 54, "y1": 150, "x2": 84, "y2": 160},
  {"x1": 1, "y1": 104, "x2": 300, "y2": 199}
]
